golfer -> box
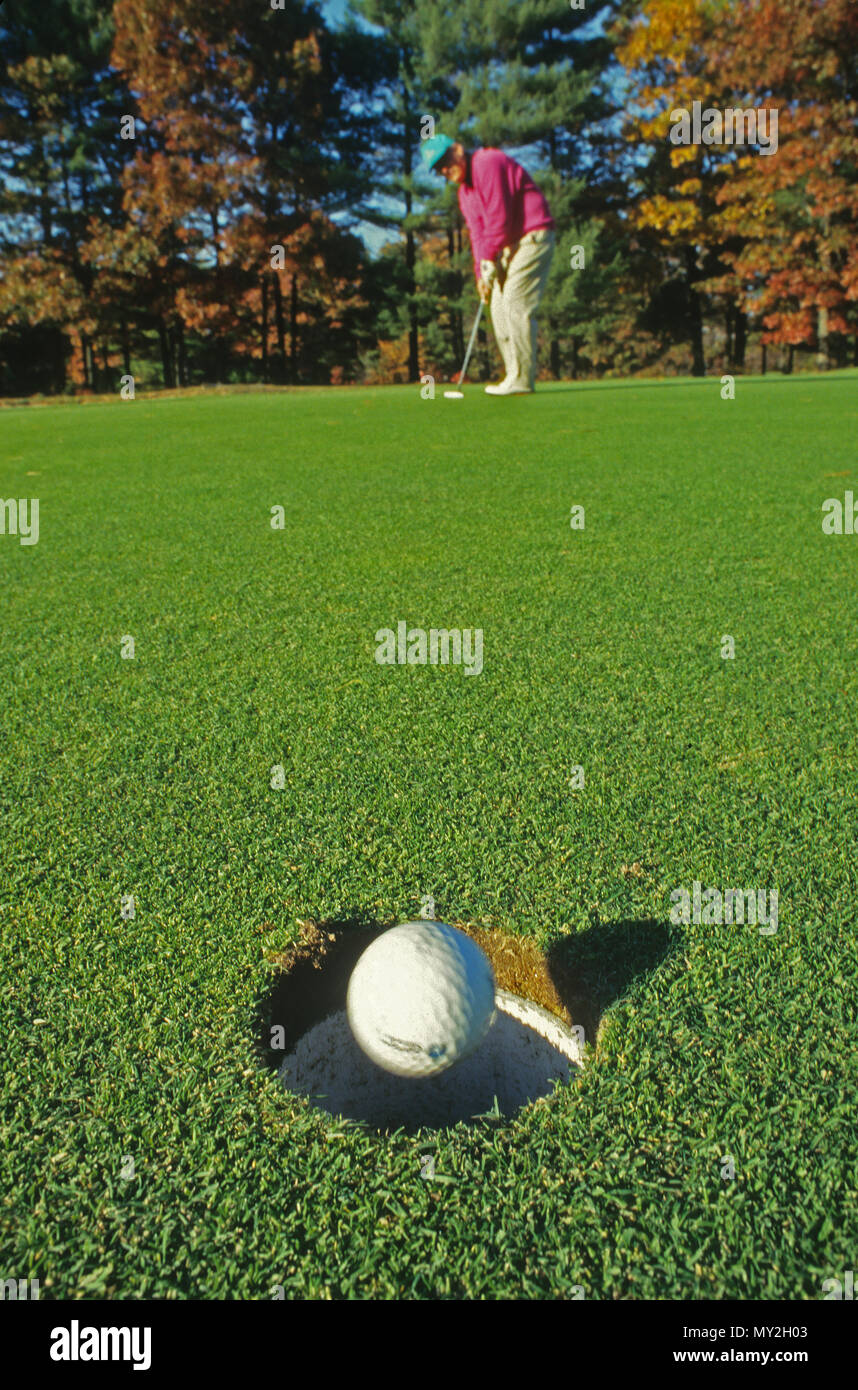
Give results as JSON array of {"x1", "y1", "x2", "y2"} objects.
[{"x1": 421, "y1": 134, "x2": 555, "y2": 395}]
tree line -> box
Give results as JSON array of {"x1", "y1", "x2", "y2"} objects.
[{"x1": 1, "y1": 0, "x2": 855, "y2": 396}]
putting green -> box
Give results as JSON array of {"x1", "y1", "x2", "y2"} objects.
[{"x1": 1, "y1": 375, "x2": 856, "y2": 1299}]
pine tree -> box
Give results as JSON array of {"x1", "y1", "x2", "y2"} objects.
[
  {"x1": 407, "y1": 0, "x2": 621, "y2": 380},
  {"x1": 347, "y1": 0, "x2": 465, "y2": 383}
]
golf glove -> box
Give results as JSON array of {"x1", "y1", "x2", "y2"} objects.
[{"x1": 479, "y1": 257, "x2": 499, "y2": 301}]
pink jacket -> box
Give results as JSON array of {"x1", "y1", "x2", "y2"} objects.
[{"x1": 457, "y1": 148, "x2": 554, "y2": 283}]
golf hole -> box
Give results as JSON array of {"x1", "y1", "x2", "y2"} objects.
[{"x1": 260, "y1": 921, "x2": 598, "y2": 1133}]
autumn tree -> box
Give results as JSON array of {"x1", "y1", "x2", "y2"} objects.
[
  {"x1": 0, "y1": 0, "x2": 135, "y2": 390},
  {"x1": 706, "y1": 0, "x2": 858, "y2": 369},
  {"x1": 611, "y1": 0, "x2": 751, "y2": 375},
  {"x1": 111, "y1": 0, "x2": 377, "y2": 384}
]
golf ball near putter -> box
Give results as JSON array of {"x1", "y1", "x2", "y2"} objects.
[{"x1": 346, "y1": 921, "x2": 497, "y2": 1078}]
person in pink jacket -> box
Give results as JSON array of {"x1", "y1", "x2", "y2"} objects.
[{"x1": 422, "y1": 135, "x2": 556, "y2": 395}]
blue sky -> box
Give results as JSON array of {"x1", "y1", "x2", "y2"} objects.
[{"x1": 321, "y1": 0, "x2": 350, "y2": 23}]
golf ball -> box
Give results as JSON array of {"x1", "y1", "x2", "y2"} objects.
[{"x1": 346, "y1": 921, "x2": 497, "y2": 1078}]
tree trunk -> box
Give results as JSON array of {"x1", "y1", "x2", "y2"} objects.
[
  {"x1": 289, "y1": 274, "x2": 298, "y2": 382},
  {"x1": 84, "y1": 335, "x2": 95, "y2": 390},
  {"x1": 403, "y1": 107, "x2": 419, "y2": 383},
  {"x1": 761, "y1": 341, "x2": 767, "y2": 374},
  {"x1": 733, "y1": 308, "x2": 747, "y2": 368},
  {"x1": 176, "y1": 319, "x2": 188, "y2": 387},
  {"x1": 405, "y1": 240, "x2": 419, "y2": 382},
  {"x1": 40, "y1": 182, "x2": 52, "y2": 244},
  {"x1": 550, "y1": 338, "x2": 561, "y2": 378},
  {"x1": 570, "y1": 337, "x2": 580, "y2": 380},
  {"x1": 455, "y1": 220, "x2": 465, "y2": 364},
  {"x1": 121, "y1": 316, "x2": 131, "y2": 376},
  {"x1": 452, "y1": 305, "x2": 464, "y2": 370},
  {"x1": 725, "y1": 305, "x2": 733, "y2": 364},
  {"x1": 684, "y1": 248, "x2": 705, "y2": 376},
  {"x1": 272, "y1": 273, "x2": 287, "y2": 381},
  {"x1": 261, "y1": 276, "x2": 269, "y2": 382},
  {"x1": 448, "y1": 223, "x2": 462, "y2": 366},
  {"x1": 816, "y1": 307, "x2": 829, "y2": 369},
  {"x1": 158, "y1": 319, "x2": 175, "y2": 388},
  {"x1": 783, "y1": 345, "x2": 794, "y2": 374},
  {"x1": 689, "y1": 292, "x2": 705, "y2": 376},
  {"x1": 54, "y1": 331, "x2": 66, "y2": 392}
]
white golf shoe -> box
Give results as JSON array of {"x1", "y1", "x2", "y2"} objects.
[{"x1": 484, "y1": 377, "x2": 533, "y2": 395}]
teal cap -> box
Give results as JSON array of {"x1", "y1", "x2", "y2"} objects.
[{"x1": 420, "y1": 133, "x2": 455, "y2": 171}]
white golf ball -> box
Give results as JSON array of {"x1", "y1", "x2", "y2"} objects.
[{"x1": 346, "y1": 921, "x2": 497, "y2": 1078}]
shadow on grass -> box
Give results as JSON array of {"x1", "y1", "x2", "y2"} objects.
[{"x1": 541, "y1": 917, "x2": 682, "y2": 1050}]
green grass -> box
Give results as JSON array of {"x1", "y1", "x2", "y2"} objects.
[{"x1": 1, "y1": 373, "x2": 856, "y2": 1300}]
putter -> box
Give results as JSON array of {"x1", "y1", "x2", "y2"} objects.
[{"x1": 444, "y1": 299, "x2": 484, "y2": 398}]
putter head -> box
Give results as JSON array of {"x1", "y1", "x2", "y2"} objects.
[{"x1": 443, "y1": 389, "x2": 464, "y2": 398}]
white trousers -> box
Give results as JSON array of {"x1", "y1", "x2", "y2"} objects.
[{"x1": 489, "y1": 227, "x2": 555, "y2": 389}]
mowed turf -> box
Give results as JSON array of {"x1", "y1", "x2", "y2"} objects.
[{"x1": 1, "y1": 374, "x2": 856, "y2": 1300}]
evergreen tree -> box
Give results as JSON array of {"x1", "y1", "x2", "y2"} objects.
[
  {"x1": 407, "y1": 0, "x2": 623, "y2": 380},
  {"x1": 347, "y1": 0, "x2": 466, "y2": 382}
]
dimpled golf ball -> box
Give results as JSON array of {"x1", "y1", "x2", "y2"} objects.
[{"x1": 346, "y1": 921, "x2": 497, "y2": 1078}]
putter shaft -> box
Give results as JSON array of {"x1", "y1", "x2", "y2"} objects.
[{"x1": 457, "y1": 300, "x2": 484, "y2": 385}]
